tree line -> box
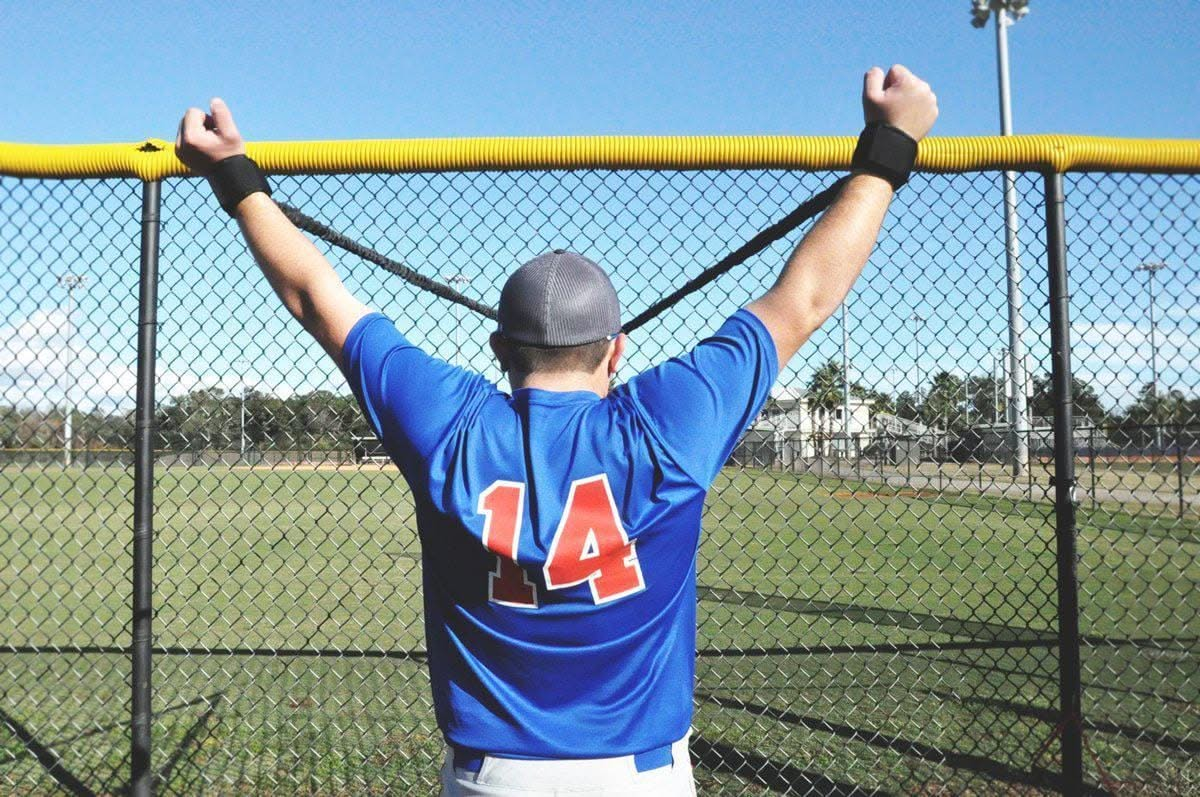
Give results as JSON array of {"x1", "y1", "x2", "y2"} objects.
[
  {"x1": 800, "y1": 359, "x2": 1198, "y2": 447},
  {"x1": 1, "y1": 364, "x2": 1195, "y2": 454},
  {"x1": 0, "y1": 387, "x2": 371, "y2": 453}
]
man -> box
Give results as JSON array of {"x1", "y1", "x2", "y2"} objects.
[{"x1": 176, "y1": 64, "x2": 936, "y2": 796}]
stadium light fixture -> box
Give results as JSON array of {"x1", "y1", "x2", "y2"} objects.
[
  {"x1": 972, "y1": 0, "x2": 1028, "y2": 27},
  {"x1": 972, "y1": 0, "x2": 1031, "y2": 477}
]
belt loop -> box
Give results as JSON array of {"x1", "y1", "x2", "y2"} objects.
[
  {"x1": 633, "y1": 742, "x2": 674, "y2": 773},
  {"x1": 453, "y1": 747, "x2": 485, "y2": 774}
]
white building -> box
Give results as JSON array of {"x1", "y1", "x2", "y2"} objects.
[{"x1": 752, "y1": 385, "x2": 873, "y2": 462}]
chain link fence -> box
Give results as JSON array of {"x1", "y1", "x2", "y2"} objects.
[{"x1": 1, "y1": 144, "x2": 1197, "y2": 794}]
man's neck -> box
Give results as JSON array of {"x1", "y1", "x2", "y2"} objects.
[{"x1": 509, "y1": 370, "x2": 610, "y2": 398}]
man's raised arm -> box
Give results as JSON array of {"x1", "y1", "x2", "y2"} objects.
[
  {"x1": 747, "y1": 65, "x2": 938, "y2": 367},
  {"x1": 175, "y1": 99, "x2": 371, "y2": 364}
]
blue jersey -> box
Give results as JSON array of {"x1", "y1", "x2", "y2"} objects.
[{"x1": 341, "y1": 309, "x2": 777, "y2": 759}]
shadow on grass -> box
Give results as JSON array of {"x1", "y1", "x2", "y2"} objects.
[
  {"x1": 698, "y1": 692, "x2": 1066, "y2": 793},
  {"x1": 926, "y1": 642, "x2": 1197, "y2": 707},
  {"x1": 3, "y1": 644, "x2": 428, "y2": 661},
  {"x1": 104, "y1": 691, "x2": 225, "y2": 795},
  {"x1": 0, "y1": 706, "x2": 95, "y2": 796},
  {"x1": 698, "y1": 586, "x2": 1054, "y2": 643},
  {"x1": 699, "y1": 637, "x2": 1058, "y2": 658},
  {"x1": 31, "y1": 692, "x2": 222, "y2": 752},
  {"x1": 691, "y1": 733, "x2": 887, "y2": 796},
  {"x1": 0, "y1": 691, "x2": 226, "y2": 796},
  {"x1": 927, "y1": 689, "x2": 1200, "y2": 755},
  {"x1": 153, "y1": 692, "x2": 224, "y2": 795}
]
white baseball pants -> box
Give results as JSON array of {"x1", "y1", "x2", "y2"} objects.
[{"x1": 439, "y1": 732, "x2": 695, "y2": 796}]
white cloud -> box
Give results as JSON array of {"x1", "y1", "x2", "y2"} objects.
[
  {"x1": 0, "y1": 309, "x2": 138, "y2": 410},
  {"x1": 1071, "y1": 320, "x2": 1198, "y2": 405},
  {"x1": 0, "y1": 309, "x2": 326, "y2": 412},
  {"x1": 1073, "y1": 321, "x2": 1196, "y2": 371}
]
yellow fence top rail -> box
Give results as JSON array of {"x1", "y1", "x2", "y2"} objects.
[{"x1": 1, "y1": 135, "x2": 1198, "y2": 180}]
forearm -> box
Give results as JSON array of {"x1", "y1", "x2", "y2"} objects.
[
  {"x1": 233, "y1": 193, "x2": 331, "y2": 314},
  {"x1": 233, "y1": 192, "x2": 369, "y2": 361},
  {"x1": 747, "y1": 173, "x2": 894, "y2": 363},
  {"x1": 770, "y1": 173, "x2": 893, "y2": 320},
  {"x1": 176, "y1": 100, "x2": 370, "y2": 363}
]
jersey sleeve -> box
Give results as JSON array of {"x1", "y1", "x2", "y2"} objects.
[
  {"x1": 622, "y1": 308, "x2": 779, "y2": 486},
  {"x1": 340, "y1": 312, "x2": 490, "y2": 475}
]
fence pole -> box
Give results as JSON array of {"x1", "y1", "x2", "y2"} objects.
[
  {"x1": 1089, "y1": 426, "x2": 1096, "y2": 511},
  {"x1": 1178, "y1": 423, "x2": 1186, "y2": 520},
  {"x1": 1044, "y1": 171, "x2": 1084, "y2": 794},
  {"x1": 1027, "y1": 431, "x2": 1033, "y2": 499},
  {"x1": 131, "y1": 179, "x2": 161, "y2": 797}
]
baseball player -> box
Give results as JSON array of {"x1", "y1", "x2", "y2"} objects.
[{"x1": 176, "y1": 64, "x2": 936, "y2": 796}]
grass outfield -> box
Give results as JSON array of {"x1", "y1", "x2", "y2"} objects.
[{"x1": 1, "y1": 465, "x2": 1196, "y2": 795}]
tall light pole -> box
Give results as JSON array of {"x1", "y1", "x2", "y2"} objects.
[
  {"x1": 973, "y1": 0, "x2": 1030, "y2": 476},
  {"x1": 1135, "y1": 261, "x2": 1169, "y2": 450},
  {"x1": 910, "y1": 313, "x2": 926, "y2": 413},
  {"x1": 444, "y1": 273, "x2": 471, "y2": 366},
  {"x1": 964, "y1": 374, "x2": 972, "y2": 425},
  {"x1": 233, "y1": 357, "x2": 252, "y2": 460},
  {"x1": 993, "y1": 347, "x2": 1008, "y2": 425},
  {"x1": 57, "y1": 274, "x2": 87, "y2": 467},
  {"x1": 240, "y1": 374, "x2": 248, "y2": 460},
  {"x1": 841, "y1": 302, "x2": 852, "y2": 456}
]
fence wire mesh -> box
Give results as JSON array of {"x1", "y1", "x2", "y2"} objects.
[
  {"x1": 1064, "y1": 172, "x2": 1199, "y2": 795},
  {"x1": 1, "y1": 162, "x2": 1196, "y2": 795},
  {"x1": 1, "y1": 177, "x2": 141, "y2": 792}
]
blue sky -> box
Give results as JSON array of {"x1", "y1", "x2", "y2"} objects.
[
  {"x1": 4, "y1": 0, "x2": 1199, "y2": 143},
  {"x1": 1, "y1": 1, "x2": 1198, "y2": 419}
]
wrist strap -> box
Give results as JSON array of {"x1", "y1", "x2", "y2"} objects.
[
  {"x1": 851, "y1": 123, "x2": 918, "y2": 189},
  {"x1": 207, "y1": 155, "x2": 272, "y2": 216}
]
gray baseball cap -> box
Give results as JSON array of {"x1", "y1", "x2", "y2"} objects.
[{"x1": 496, "y1": 250, "x2": 621, "y2": 347}]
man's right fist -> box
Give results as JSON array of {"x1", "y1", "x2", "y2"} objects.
[
  {"x1": 862, "y1": 65, "x2": 938, "y2": 142},
  {"x1": 175, "y1": 98, "x2": 246, "y2": 176}
]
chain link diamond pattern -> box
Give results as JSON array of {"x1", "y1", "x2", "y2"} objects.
[{"x1": 1, "y1": 167, "x2": 1195, "y2": 794}]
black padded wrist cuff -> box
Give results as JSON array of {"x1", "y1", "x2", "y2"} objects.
[
  {"x1": 207, "y1": 155, "x2": 272, "y2": 216},
  {"x1": 851, "y1": 123, "x2": 918, "y2": 189}
]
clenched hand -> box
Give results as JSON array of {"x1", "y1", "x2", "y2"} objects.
[
  {"x1": 862, "y1": 65, "x2": 938, "y2": 141},
  {"x1": 175, "y1": 98, "x2": 246, "y2": 175}
]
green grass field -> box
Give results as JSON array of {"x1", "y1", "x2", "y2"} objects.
[{"x1": 1, "y1": 464, "x2": 1196, "y2": 795}]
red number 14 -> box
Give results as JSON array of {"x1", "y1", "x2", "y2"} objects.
[{"x1": 478, "y1": 475, "x2": 645, "y2": 607}]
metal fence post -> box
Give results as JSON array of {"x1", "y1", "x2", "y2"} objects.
[
  {"x1": 1044, "y1": 171, "x2": 1084, "y2": 794},
  {"x1": 1178, "y1": 423, "x2": 1187, "y2": 520},
  {"x1": 1027, "y1": 432, "x2": 1034, "y2": 499},
  {"x1": 131, "y1": 179, "x2": 161, "y2": 797},
  {"x1": 1089, "y1": 426, "x2": 1096, "y2": 511}
]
